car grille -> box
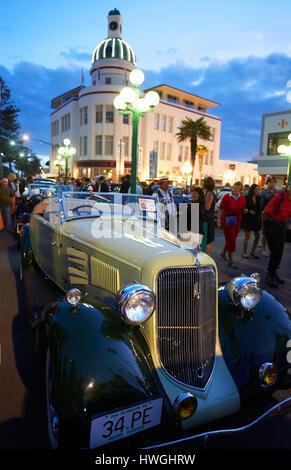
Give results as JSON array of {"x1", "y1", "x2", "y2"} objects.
[{"x1": 156, "y1": 266, "x2": 216, "y2": 389}]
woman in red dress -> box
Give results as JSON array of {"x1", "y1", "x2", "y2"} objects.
[{"x1": 217, "y1": 181, "x2": 246, "y2": 269}]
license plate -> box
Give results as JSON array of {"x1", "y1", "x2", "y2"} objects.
[{"x1": 89, "y1": 397, "x2": 163, "y2": 448}]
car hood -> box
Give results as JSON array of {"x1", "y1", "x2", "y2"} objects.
[{"x1": 60, "y1": 217, "x2": 208, "y2": 273}]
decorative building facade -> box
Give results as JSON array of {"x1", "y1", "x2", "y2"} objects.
[
  {"x1": 258, "y1": 110, "x2": 291, "y2": 188},
  {"x1": 50, "y1": 9, "x2": 257, "y2": 186}
]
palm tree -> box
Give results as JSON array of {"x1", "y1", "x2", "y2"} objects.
[{"x1": 176, "y1": 117, "x2": 211, "y2": 186}]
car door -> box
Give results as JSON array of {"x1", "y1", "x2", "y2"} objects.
[{"x1": 30, "y1": 200, "x2": 62, "y2": 285}]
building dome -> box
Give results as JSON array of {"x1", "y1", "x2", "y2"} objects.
[
  {"x1": 108, "y1": 8, "x2": 120, "y2": 15},
  {"x1": 92, "y1": 38, "x2": 136, "y2": 65}
]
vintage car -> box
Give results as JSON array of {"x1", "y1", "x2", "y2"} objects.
[{"x1": 20, "y1": 191, "x2": 291, "y2": 449}]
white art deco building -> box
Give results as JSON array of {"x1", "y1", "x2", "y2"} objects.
[{"x1": 50, "y1": 9, "x2": 257, "y2": 186}]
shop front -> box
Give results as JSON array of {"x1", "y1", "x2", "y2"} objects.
[{"x1": 75, "y1": 160, "x2": 132, "y2": 182}]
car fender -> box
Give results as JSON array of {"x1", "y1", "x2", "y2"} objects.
[
  {"x1": 44, "y1": 299, "x2": 174, "y2": 431},
  {"x1": 218, "y1": 284, "x2": 291, "y2": 395}
]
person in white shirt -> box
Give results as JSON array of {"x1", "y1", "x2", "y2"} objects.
[{"x1": 156, "y1": 176, "x2": 176, "y2": 230}]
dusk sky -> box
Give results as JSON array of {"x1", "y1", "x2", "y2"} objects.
[{"x1": 1, "y1": 0, "x2": 291, "y2": 162}]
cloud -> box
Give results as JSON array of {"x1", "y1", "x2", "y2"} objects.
[
  {"x1": 59, "y1": 47, "x2": 91, "y2": 64},
  {"x1": 0, "y1": 61, "x2": 90, "y2": 156},
  {"x1": 144, "y1": 53, "x2": 291, "y2": 160},
  {"x1": 1, "y1": 53, "x2": 291, "y2": 161}
]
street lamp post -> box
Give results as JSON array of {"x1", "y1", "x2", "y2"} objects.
[
  {"x1": 113, "y1": 69, "x2": 160, "y2": 193},
  {"x1": 278, "y1": 134, "x2": 291, "y2": 185},
  {"x1": 57, "y1": 138, "x2": 76, "y2": 183}
]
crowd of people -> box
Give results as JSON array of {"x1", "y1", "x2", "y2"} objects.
[{"x1": 0, "y1": 172, "x2": 291, "y2": 288}]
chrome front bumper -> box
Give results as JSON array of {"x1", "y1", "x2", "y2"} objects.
[{"x1": 139, "y1": 397, "x2": 291, "y2": 450}]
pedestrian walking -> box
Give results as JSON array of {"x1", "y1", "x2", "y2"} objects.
[
  {"x1": 81, "y1": 178, "x2": 94, "y2": 192},
  {"x1": 202, "y1": 176, "x2": 217, "y2": 255},
  {"x1": 187, "y1": 187, "x2": 207, "y2": 251},
  {"x1": 242, "y1": 184, "x2": 261, "y2": 259},
  {"x1": 262, "y1": 184, "x2": 291, "y2": 287},
  {"x1": 120, "y1": 175, "x2": 131, "y2": 193},
  {"x1": 217, "y1": 181, "x2": 246, "y2": 269},
  {"x1": 96, "y1": 176, "x2": 109, "y2": 192},
  {"x1": 156, "y1": 176, "x2": 176, "y2": 231},
  {"x1": 0, "y1": 178, "x2": 15, "y2": 233},
  {"x1": 243, "y1": 184, "x2": 249, "y2": 196},
  {"x1": 260, "y1": 176, "x2": 279, "y2": 256}
]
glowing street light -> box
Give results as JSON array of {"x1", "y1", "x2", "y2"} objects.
[
  {"x1": 57, "y1": 138, "x2": 76, "y2": 183},
  {"x1": 113, "y1": 69, "x2": 160, "y2": 192},
  {"x1": 277, "y1": 133, "x2": 291, "y2": 185},
  {"x1": 182, "y1": 161, "x2": 193, "y2": 186}
]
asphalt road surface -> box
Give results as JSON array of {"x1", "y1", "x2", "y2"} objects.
[{"x1": 0, "y1": 228, "x2": 290, "y2": 451}]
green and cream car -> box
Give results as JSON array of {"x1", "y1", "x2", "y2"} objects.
[{"x1": 21, "y1": 191, "x2": 291, "y2": 449}]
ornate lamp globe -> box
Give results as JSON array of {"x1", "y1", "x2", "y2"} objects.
[
  {"x1": 129, "y1": 69, "x2": 144, "y2": 87},
  {"x1": 58, "y1": 147, "x2": 66, "y2": 155},
  {"x1": 63, "y1": 138, "x2": 71, "y2": 146},
  {"x1": 120, "y1": 87, "x2": 136, "y2": 104}
]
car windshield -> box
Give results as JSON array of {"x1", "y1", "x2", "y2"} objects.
[
  {"x1": 28, "y1": 183, "x2": 73, "y2": 197},
  {"x1": 61, "y1": 192, "x2": 159, "y2": 222}
]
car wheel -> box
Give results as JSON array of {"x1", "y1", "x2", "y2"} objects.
[{"x1": 45, "y1": 348, "x2": 60, "y2": 449}]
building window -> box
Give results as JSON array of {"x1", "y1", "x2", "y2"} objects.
[
  {"x1": 93, "y1": 80, "x2": 96, "y2": 86},
  {"x1": 105, "y1": 77, "x2": 112, "y2": 84},
  {"x1": 161, "y1": 115, "x2": 166, "y2": 131},
  {"x1": 83, "y1": 107, "x2": 88, "y2": 125},
  {"x1": 105, "y1": 105, "x2": 114, "y2": 123},
  {"x1": 154, "y1": 113, "x2": 159, "y2": 130},
  {"x1": 105, "y1": 135, "x2": 113, "y2": 155},
  {"x1": 160, "y1": 142, "x2": 165, "y2": 159},
  {"x1": 167, "y1": 94, "x2": 178, "y2": 104},
  {"x1": 51, "y1": 120, "x2": 59, "y2": 137},
  {"x1": 178, "y1": 145, "x2": 183, "y2": 162},
  {"x1": 209, "y1": 127, "x2": 215, "y2": 141},
  {"x1": 123, "y1": 114, "x2": 129, "y2": 124},
  {"x1": 122, "y1": 137, "x2": 129, "y2": 157},
  {"x1": 153, "y1": 140, "x2": 159, "y2": 153},
  {"x1": 80, "y1": 109, "x2": 83, "y2": 126},
  {"x1": 267, "y1": 131, "x2": 290, "y2": 155},
  {"x1": 167, "y1": 116, "x2": 173, "y2": 132},
  {"x1": 95, "y1": 135, "x2": 102, "y2": 156},
  {"x1": 183, "y1": 100, "x2": 194, "y2": 109},
  {"x1": 80, "y1": 137, "x2": 83, "y2": 156},
  {"x1": 83, "y1": 136, "x2": 88, "y2": 156},
  {"x1": 96, "y1": 105, "x2": 103, "y2": 123},
  {"x1": 166, "y1": 143, "x2": 171, "y2": 161},
  {"x1": 61, "y1": 116, "x2": 64, "y2": 133}
]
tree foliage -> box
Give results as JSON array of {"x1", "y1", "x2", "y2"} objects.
[{"x1": 176, "y1": 117, "x2": 211, "y2": 185}]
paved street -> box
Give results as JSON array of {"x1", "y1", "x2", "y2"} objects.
[
  {"x1": 211, "y1": 228, "x2": 291, "y2": 311},
  {"x1": 0, "y1": 228, "x2": 290, "y2": 449}
]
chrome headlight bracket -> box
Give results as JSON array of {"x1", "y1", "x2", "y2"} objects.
[{"x1": 227, "y1": 274, "x2": 262, "y2": 311}]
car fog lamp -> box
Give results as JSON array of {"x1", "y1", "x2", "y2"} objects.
[
  {"x1": 259, "y1": 363, "x2": 278, "y2": 387},
  {"x1": 174, "y1": 393, "x2": 198, "y2": 419},
  {"x1": 117, "y1": 284, "x2": 156, "y2": 325},
  {"x1": 66, "y1": 288, "x2": 82, "y2": 306},
  {"x1": 227, "y1": 276, "x2": 262, "y2": 310}
]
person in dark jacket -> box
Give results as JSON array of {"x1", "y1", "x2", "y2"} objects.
[
  {"x1": 202, "y1": 176, "x2": 217, "y2": 255},
  {"x1": 242, "y1": 184, "x2": 261, "y2": 258},
  {"x1": 96, "y1": 176, "x2": 109, "y2": 192},
  {"x1": 187, "y1": 186, "x2": 206, "y2": 236},
  {"x1": 120, "y1": 175, "x2": 131, "y2": 193}
]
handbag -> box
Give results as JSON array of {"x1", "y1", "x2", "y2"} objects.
[
  {"x1": 0, "y1": 213, "x2": 4, "y2": 231},
  {"x1": 225, "y1": 214, "x2": 237, "y2": 226}
]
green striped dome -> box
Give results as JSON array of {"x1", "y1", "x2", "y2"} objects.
[{"x1": 92, "y1": 38, "x2": 136, "y2": 65}]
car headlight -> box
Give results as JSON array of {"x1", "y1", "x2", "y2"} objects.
[
  {"x1": 227, "y1": 274, "x2": 262, "y2": 310},
  {"x1": 117, "y1": 283, "x2": 156, "y2": 325}
]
